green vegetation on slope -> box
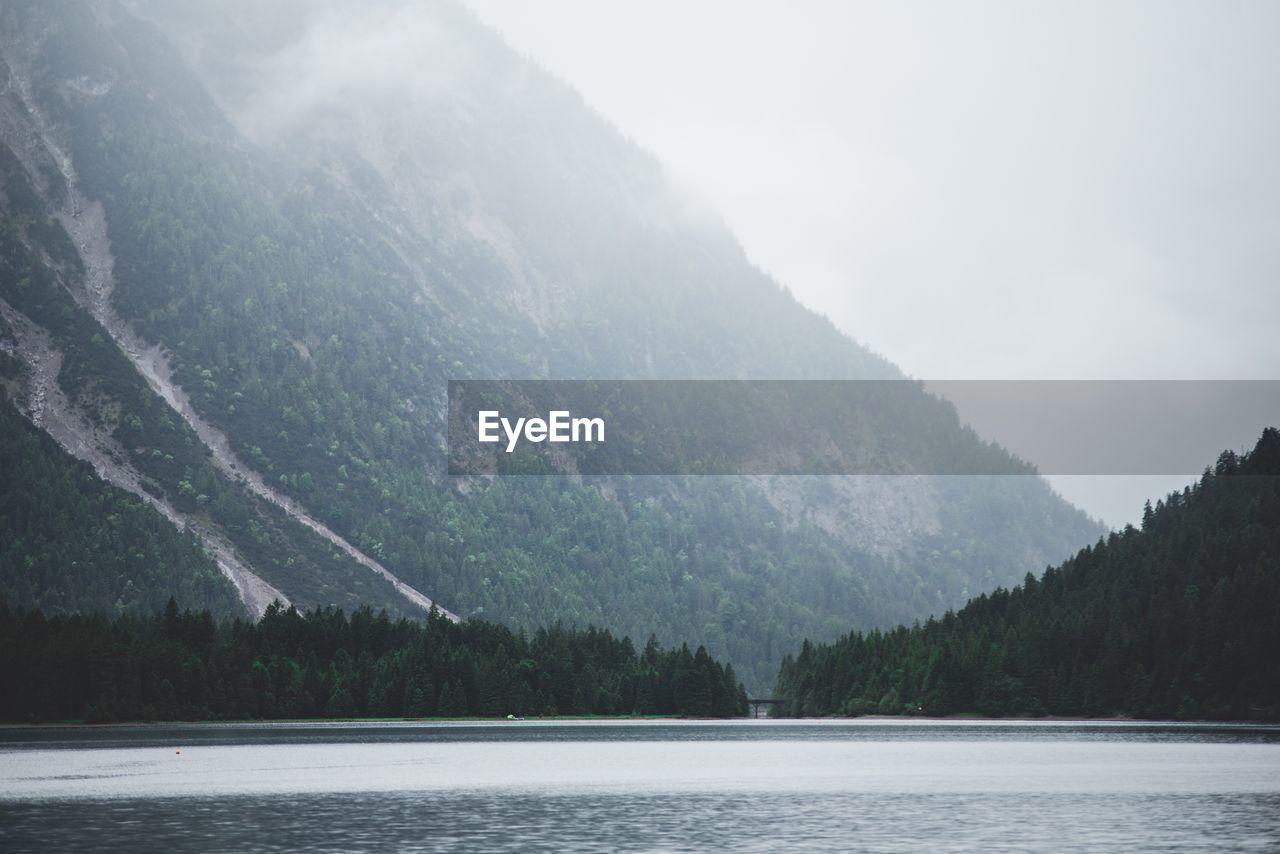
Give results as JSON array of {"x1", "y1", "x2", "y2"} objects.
[
  {"x1": 0, "y1": 599, "x2": 748, "y2": 722},
  {"x1": 0, "y1": 399, "x2": 241, "y2": 617},
  {"x1": 0, "y1": 127, "x2": 417, "y2": 616},
  {"x1": 775, "y1": 429, "x2": 1280, "y2": 721}
]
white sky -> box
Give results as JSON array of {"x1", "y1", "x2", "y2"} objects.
[{"x1": 463, "y1": 0, "x2": 1280, "y2": 525}]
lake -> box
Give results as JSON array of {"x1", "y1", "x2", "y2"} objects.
[{"x1": 1, "y1": 719, "x2": 1278, "y2": 851}]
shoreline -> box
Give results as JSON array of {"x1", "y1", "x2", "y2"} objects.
[{"x1": 3, "y1": 714, "x2": 1277, "y2": 730}]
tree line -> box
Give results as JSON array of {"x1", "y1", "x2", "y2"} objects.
[{"x1": 0, "y1": 599, "x2": 748, "y2": 722}]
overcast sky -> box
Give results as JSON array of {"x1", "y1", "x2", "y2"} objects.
[{"x1": 464, "y1": 0, "x2": 1280, "y2": 525}]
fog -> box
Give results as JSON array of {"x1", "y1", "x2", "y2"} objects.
[
  {"x1": 233, "y1": 4, "x2": 460, "y2": 142},
  {"x1": 465, "y1": 0, "x2": 1280, "y2": 525},
  {"x1": 143, "y1": 0, "x2": 1280, "y2": 526}
]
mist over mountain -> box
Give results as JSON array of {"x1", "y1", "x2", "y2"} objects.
[{"x1": 0, "y1": 0, "x2": 1102, "y2": 689}]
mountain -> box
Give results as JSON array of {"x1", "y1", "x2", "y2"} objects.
[
  {"x1": 775, "y1": 429, "x2": 1280, "y2": 720},
  {"x1": 0, "y1": 0, "x2": 1101, "y2": 690}
]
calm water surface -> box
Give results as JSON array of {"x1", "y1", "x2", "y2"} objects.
[{"x1": 1, "y1": 719, "x2": 1277, "y2": 851}]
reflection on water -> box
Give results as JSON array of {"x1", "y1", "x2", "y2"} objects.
[{"x1": 1, "y1": 721, "x2": 1278, "y2": 852}]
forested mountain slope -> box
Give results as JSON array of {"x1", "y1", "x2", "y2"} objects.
[
  {"x1": 0, "y1": 397, "x2": 239, "y2": 617},
  {"x1": 0, "y1": 0, "x2": 1101, "y2": 689},
  {"x1": 775, "y1": 429, "x2": 1280, "y2": 720}
]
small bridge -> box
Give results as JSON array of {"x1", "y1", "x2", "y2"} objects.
[{"x1": 747, "y1": 698, "x2": 783, "y2": 719}]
